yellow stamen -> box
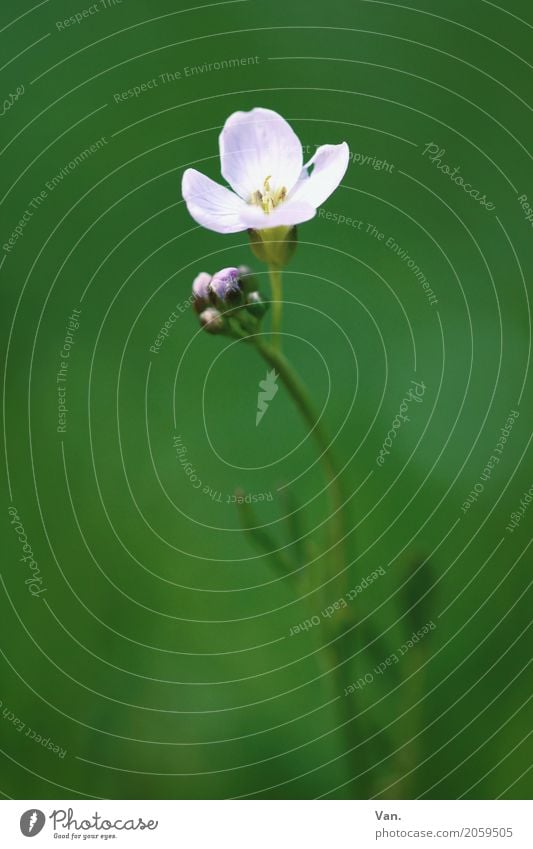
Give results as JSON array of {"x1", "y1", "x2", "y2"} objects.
[{"x1": 251, "y1": 176, "x2": 288, "y2": 214}]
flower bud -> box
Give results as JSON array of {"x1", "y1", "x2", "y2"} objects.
[
  {"x1": 192, "y1": 265, "x2": 269, "y2": 338},
  {"x1": 199, "y1": 307, "x2": 225, "y2": 334},
  {"x1": 245, "y1": 291, "x2": 268, "y2": 319},
  {"x1": 208, "y1": 267, "x2": 242, "y2": 305},
  {"x1": 192, "y1": 272, "x2": 211, "y2": 312}
]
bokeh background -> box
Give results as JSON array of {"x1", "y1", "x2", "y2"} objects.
[{"x1": 1, "y1": 0, "x2": 531, "y2": 800}]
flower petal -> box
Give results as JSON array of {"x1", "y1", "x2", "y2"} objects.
[
  {"x1": 182, "y1": 168, "x2": 249, "y2": 233},
  {"x1": 219, "y1": 107, "x2": 303, "y2": 201},
  {"x1": 290, "y1": 142, "x2": 349, "y2": 208},
  {"x1": 238, "y1": 199, "x2": 317, "y2": 230}
]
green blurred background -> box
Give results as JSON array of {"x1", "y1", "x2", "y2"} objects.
[{"x1": 1, "y1": 0, "x2": 531, "y2": 799}]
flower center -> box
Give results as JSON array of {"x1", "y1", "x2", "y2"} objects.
[{"x1": 251, "y1": 176, "x2": 287, "y2": 213}]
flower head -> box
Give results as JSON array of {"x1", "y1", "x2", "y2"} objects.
[
  {"x1": 208, "y1": 266, "x2": 242, "y2": 303},
  {"x1": 191, "y1": 266, "x2": 269, "y2": 335},
  {"x1": 198, "y1": 307, "x2": 225, "y2": 333},
  {"x1": 181, "y1": 108, "x2": 349, "y2": 234},
  {"x1": 245, "y1": 290, "x2": 268, "y2": 319}
]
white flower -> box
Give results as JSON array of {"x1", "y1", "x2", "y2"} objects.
[{"x1": 182, "y1": 107, "x2": 349, "y2": 234}]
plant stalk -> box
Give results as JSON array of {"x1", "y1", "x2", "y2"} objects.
[
  {"x1": 268, "y1": 266, "x2": 283, "y2": 350},
  {"x1": 254, "y1": 336, "x2": 349, "y2": 574}
]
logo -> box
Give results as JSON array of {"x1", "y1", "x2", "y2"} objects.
[
  {"x1": 20, "y1": 810, "x2": 45, "y2": 837},
  {"x1": 256, "y1": 369, "x2": 279, "y2": 426}
]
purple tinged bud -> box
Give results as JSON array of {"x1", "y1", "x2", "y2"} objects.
[
  {"x1": 209, "y1": 267, "x2": 242, "y2": 303},
  {"x1": 199, "y1": 307, "x2": 225, "y2": 333},
  {"x1": 192, "y1": 272, "x2": 211, "y2": 311}
]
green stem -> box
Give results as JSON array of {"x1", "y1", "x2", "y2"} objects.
[
  {"x1": 253, "y1": 337, "x2": 368, "y2": 795},
  {"x1": 268, "y1": 266, "x2": 283, "y2": 350},
  {"x1": 254, "y1": 337, "x2": 349, "y2": 577},
  {"x1": 235, "y1": 493, "x2": 295, "y2": 577},
  {"x1": 231, "y1": 326, "x2": 364, "y2": 792}
]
